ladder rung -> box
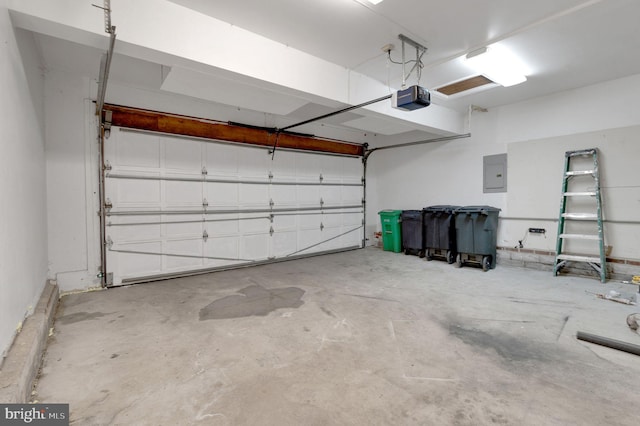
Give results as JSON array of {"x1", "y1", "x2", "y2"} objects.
[
  {"x1": 565, "y1": 170, "x2": 595, "y2": 176},
  {"x1": 559, "y1": 234, "x2": 600, "y2": 240},
  {"x1": 562, "y1": 213, "x2": 598, "y2": 220},
  {"x1": 563, "y1": 192, "x2": 596, "y2": 197},
  {"x1": 556, "y1": 254, "x2": 602, "y2": 263},
  {"x1": 566, "y1": 149, "x2": 596, "y2": 157}
]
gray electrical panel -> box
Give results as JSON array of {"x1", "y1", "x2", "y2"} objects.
[{"x1": 483, "y1": 154, "x2": 507, "y2": 193}]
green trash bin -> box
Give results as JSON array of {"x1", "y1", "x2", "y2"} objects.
[
  {"x1": 454, "y1": 206, "x2": 501, "y2": 271},
  {"x1": 379, "y1": 210, "x2": 403, "y2": 253}
]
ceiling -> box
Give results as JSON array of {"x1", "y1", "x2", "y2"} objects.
[
  {"x1": 13, "y1": 0, "x2": 640, "y2": 143},
  {"x1": 168, "y1": 0, "x2": 640, "y2": 111}
]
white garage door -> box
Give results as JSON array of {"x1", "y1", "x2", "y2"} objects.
[{"x1": 103, "y1": 127, "x2": 364, "y2": 286}]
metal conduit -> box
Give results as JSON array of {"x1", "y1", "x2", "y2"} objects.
[
  {"x1": 107, "y1": 210, "x2": 365, "y2": 227},
  {"x1": 106, "y1": 173, "x2": 363, "y2": 187},
  {"x1": 106, "y1": 205, "x2": 363, "y2": 217},
  {"x1": 108, "y1": 248, "x2": 255, "y2": 263}
]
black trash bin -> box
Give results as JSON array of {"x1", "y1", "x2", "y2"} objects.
[
  {"x1": 454, "y1": 206, "x2": 501, "y2": 271},
  {"x1": 423, "y1": 205, "x2": 460, "y2": 264},
  {"x1": 401, "y1": 210, "x2": 424, "y2": 257}
]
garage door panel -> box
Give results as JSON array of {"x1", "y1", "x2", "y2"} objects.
[
  {"x1": 343, "y1": 212, "x2": 364, "y2": 227},
  {"x1": 239, "y1": 213, "x2": 270, "y2": 234},
  {"x1": 320, "y1": 186, "x2": 343, "y2": 206},
  {"x1": 270, "y1": 185, "x2": 297, "y2": 206},
  {"x1": 164, "y1": 180, "x2": 203, "y2": 208},
  {"x1": 341, "y1": 157, "x2": 363, "y2": 180},
  {"x1": 272, "y1": 231, "x2": 297, "y2": 257},
  {"x1": 296, "y1": 153, "x2": 321, "y2": 178},
  {"x1": 115, "y1": 241, "x2": 163, "y2": 277},
  {"x1": 163, "y1": 214, "x2": 203, "y2": 237},
  {"x1": 342, "y1": 226, "x2": 363, "y2": 247},
  {"x1": 239, "y1": 184, "x2": 270, "y2": 207},
  {"x1": 163, "y1": 137, "x2": 202, "y2": 172},
  {"x1": 323, "y1": 213, "x2": 343, "y2": 228},
  {"x1": 298, "y1": 214, "x2": 322, "y2": 229},
  {"x1": 296, "y1": 186, "x2": 321, "y2": 206},
  {"x1": 104, "y1": 126, "x2": 363, "y2": 285},
  {"x1": 298, "y1": 229, "x2": 323, "y2": 253},
  {"x1": 241, "y1": 234, "x2": 270, "y2": 260},
  {"x1": 273, "y1": 213, "x2": 297, "y2": 231},
  {"x1": 108, "y1": 216, "x2": 162, "y2": 241},
  {"x1": 206, "y1": 143, "x2": 239, "y2": 175},
  {"x1": 342, "y1": 186, "x2": 363, "y2": 204},
  {"x1": 111, "y1": 179, "x2": 161, "y2": 206},
  {"x1": 204, "y1": 236, "x2": 240, "y2": 267},
  {"x1": 270, "y1": 151, "x2": 297, "y2": 178},
  {"x1": 164, "y1": 238, "x2": 204, "y2": 270},
  {"x1": 238, "y1": 148, "x2": 268, "y2": 177},
  {"x1": 206, "y1": 214, "x2": 240, "y2": 235},
  {"x1": 115, "y1": 132, "x2": 161, "y2": 169},
  {"x1": 206, "y1": 182, "x2": 239, "y2": 206}
]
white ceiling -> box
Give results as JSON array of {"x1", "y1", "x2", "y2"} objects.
[
  {"x1": 16, "y1": 0, "x2": 640, "y2": 143},
  {"x1": 168, "y1": 0, "x2": 640, "y2": 111}
]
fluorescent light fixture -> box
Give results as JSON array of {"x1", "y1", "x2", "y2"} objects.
[
  {"x1": 365, "y1": 0, "x2": 384, "y2": 4},
  {"x1": 465, "y1": 45, "x2": 527, "y2": 87}
]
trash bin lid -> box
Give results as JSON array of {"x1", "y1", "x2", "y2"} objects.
[
  {"x1": 378, "y1": 210, "x2": 403, "y2": 216},
  {"x1": 423, "y1": 205, "x2": 461, "y2": 213},
  {"x1": 455, "y1": 205, "x2": 501, "y2": 214},
  {"x1": 401, "y1": 210, "x2": 422, "y2": 219}
]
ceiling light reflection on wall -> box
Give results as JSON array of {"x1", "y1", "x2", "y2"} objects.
[
  {"x1": 365, "y1": 0, "x2": 384, "y2": 4},
  {"x1": 465, "y1": 45, "x2": 527, "y2": 87}
]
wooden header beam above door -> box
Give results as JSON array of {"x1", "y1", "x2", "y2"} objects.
[{"x1": 102, "y1": 104, "x2": 364, "y2": 157}]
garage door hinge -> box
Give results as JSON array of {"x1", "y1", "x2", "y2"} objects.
[
  {"x1": 104, "y1": 198, "x2": 112, "y2": 211},
  {"x1": 104, "y1": 161, "x2": 112, "y2": 171},
  {"x1": 201, "y1": 166, "x2": 208, "y2": 176},
  {"x1": 269, "y1": 226, "x2": 274, "y2": 236},
  {"x1": 269, "y1": 198, "x2": 275, "y2": 208},
  {"x1": 103, "y1": 110, "x2": 112, "y2": 139},
  {"x1": 269, "y1": 214, "x2": 274, "y2": 223},
  {"x1": 203, "y1": 198, "x2": 209, "y2": 207},
  {"x1": 320, "y1": 198, "x2": 324, "y2": 207},
  {"x1": 202, "y1": 230, "x2": 208, "y2": 242},
  {"x1": 105, "y1": 236, "x2": 113, "y2": 249},
  {"x1": 268, "y1": 171, "x2": 273, "y2": 180},
  {"x1": 319, "y1": 174, "x2": 323, "y2": 183},
  {"x1": 320, "y1": 222, "x2": 324, "y2": 231}
]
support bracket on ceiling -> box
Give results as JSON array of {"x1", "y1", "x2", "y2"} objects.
[{"x1": 398, "y1": 34, "x2": 427, "y2": 88}]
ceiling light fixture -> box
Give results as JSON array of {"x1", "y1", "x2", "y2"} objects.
[
  {"x1": 465, "y1": 45, "x2": 527, "y2": 87},
  {"x1": 365, "y1": 0, "x2": 384, "y2": 5}
]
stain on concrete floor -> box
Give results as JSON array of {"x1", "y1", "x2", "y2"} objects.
[
  {"x1": 199, "y1": 284, "x2": 305, "y2": 320},
  {"x1": 449, "y1": 325, "x2": 552, "y2": 363}
]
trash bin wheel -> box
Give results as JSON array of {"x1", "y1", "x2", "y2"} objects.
[
  {"x1": 455, "y1": 254, "x2": 463, "y2": 268},
  {"x1": 418, "y1": 249, "x2": 426, "y2": 259},
  {"x1": 482, "y1": 255, "x2": 491, "y2": 272},
  {"x1": 404, "y1": 249, "x2": 411, "y2": 255},
  {"x1": 446, "y1": 250, "x2": 455, "y2": 264},
  {"x1": 425, "y1": 249, "x2": 433, "y2": 261}
]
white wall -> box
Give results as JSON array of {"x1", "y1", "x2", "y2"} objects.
[
  {"x1": 0, "y1": 2, "x2": 48, "y2": 359},
  {"x1": 44, "y1": 70, "x2": 101, "y2": 290},
  {"x1": 368, "y1": 73, "x2": 640, "y2": 260}
]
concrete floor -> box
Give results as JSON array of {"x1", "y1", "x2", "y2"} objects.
[{"x1": 34, "y1": 248, "x2": 640, "y2": 425}]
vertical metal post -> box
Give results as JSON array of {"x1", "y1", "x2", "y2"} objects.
[{"x1": 98, "y1": 123, "x2": 108, "y2": 286}]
